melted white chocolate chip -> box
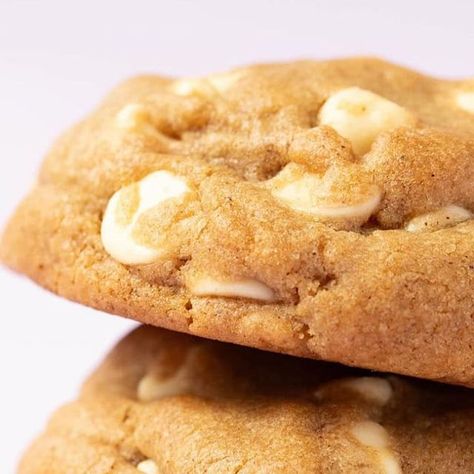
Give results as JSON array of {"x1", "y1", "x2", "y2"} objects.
[
  {"x1": 189, "y1": 276, "x2": 276, "y2": 302},
  {"x1": 380, "y1": 453, "x2": 403, "y2": 474},
  {"x1": 101, "y1": 170, "x2": 191, "y2": 265},
  {"x1": 352, "y1": 420, "x2": 390, "y2": 448},
  {"x1": 137, "y1": 346, "x2": 206, "y2": 402},
  {"x1": 316, "y1": 377, "x2": 392, "y2": 406},
  {"x1": 115, "y1": 104, "x2": 151, "y2": 131},
  {"x1": 405, "y1": 205, "x2": 472, "y2": 232},
  {"x1": 341, "y1": 377, "x2": 392, "y2": 405},
  {"x1": 137, "y1": 360, "x2": 193, "y2": 402},
  {"x1": 456, "y1": 91, "x2": 474, "y2": 114},
  {"x1": 172, "y1": 78, "x2": 216, "y2": 97},
  {"x1": 351, "y1": 421, "x2": 401, "y2": 474},
  {"x1": 172, "y1": 71, "x2": 241, "y2": 97},
  {"x1": 318, "y1": 87, "x2": 416, "y2": 155},
  {"x1": 207, "y1": 71, "x2": 243, "y2": 93},
  {"x1": 137, "y1": 372, "x2": 190, "y2": 401},
  {"x1": 268, "y1": 163, "x2": 381, "y2": 221},
  {"x1": 137, "y1": 459, "x2": 158, "y2": 474},
  {"x1": 171, "y1": 71, "x2": 242, "y2": 96}
]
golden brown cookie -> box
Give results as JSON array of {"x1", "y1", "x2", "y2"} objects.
[
  {"x1": 2, "y1": 58, "x2": 474, "y2": 385},
  {"x1": 19, "y1": 326, "x2": 474, "y2": 474}
]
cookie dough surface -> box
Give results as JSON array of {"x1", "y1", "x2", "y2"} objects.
[
  {"x1": 19, "y1": 326, "x2": 474, "y2": 474},
  {"x1": 2, "y1": 58, "x2": 474, "y2": 384}
]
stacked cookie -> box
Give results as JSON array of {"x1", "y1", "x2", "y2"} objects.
[{"x1": 2, "y1": 58, "x2": 474, "y2": 473}]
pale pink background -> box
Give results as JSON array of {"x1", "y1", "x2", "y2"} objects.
[{"x1": 1, "y1": 0, "x2": 473, "y2": 471}]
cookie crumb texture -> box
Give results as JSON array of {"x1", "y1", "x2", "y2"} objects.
[
  {"x1": 18, "y1": 327, "x2": 474, "y2": 474},
  {"x1": 2, "y1": 58, "x2": 474, "y2": 385}
]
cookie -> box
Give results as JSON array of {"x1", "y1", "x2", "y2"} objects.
[
  {"x1": 19, "y1": 326, "x2": 474, "y2": 474},
  {"x1": 2, "y1": 58, "x2": 474, "y2": 385}
]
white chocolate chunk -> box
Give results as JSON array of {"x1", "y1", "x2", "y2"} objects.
[
  {"x1": 137, "y1": 459, "x2": 158, "y2": 474},
  {"x1": 318, "y1": 87, "x2": 416, "y2": 155},
  {"x1": 456, "y1": 91, "x2": 474, "y2": 114},
  {"x1": 316, "y1": 377, "x2": 392, "y2": 405},
  {"x1": 351, "y1": 420, "x2": 390, "y2": 449},
  {"x1": 207, "y1": 71, "x2": 242, "y2": 92},
  {"x1": 380, "y1": 453, "x2": 403, "y2": 474},
  {"x1": 172, "y1": 71, "x2": 242, "y2": 96},
  {"x1": 137, "y1": 346, "x2": 204, "y2": 402},
  {"x1": 138, "y1": 368, "x2": 190, "y2": 402},
  {"x1": 101, "y1": 190, "x2": 159, "y2": 265},
  {"x1": 405, "y1": 205, "x2": 472, "y2": 232},
  {"x1": 101, "y1": 171, "x2": 190, "y2": 265},
  {"x1": 351, "y1": 420, "x2": 402, "y2": 474},
  {"x1": 268, "y1": 163, "x2": 381, "y2": 220},
  {"x1": 340, "y1": 377, "x2": 392, "y2": 405},
  {"x1": 172, "y1": 78, "x2": 216, "y2": 97},
  {"x1": 115, "y1": 104, "x2": 150, "y2": 130},
  {"x1": 190, "y1": 276, "x2": 276, "y2": 302}
]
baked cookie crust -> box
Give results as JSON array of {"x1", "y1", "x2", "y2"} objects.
[
  {"x1": 19, "y1": 326, "x2": 474, "y2": 474},
  {"x1": 2, "y1": 58, "x2": 474, "y2": 385}
]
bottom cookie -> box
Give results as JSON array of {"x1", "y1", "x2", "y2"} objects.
[{"x1": 19, "y1": 326, "x2": 474, "y2": 474}]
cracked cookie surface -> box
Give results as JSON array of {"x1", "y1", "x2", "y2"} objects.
[
  {"x1": 19, "y1": 326, "x2": 474, "y2": 474},
  {"x1": 2, "y1": 58, "x2": 474, "y2": 385}
]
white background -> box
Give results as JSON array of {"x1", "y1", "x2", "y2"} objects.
[{"x1": 1, "y1": 0, "x2": 473, "y2": 471}]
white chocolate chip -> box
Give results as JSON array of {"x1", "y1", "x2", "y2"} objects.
[
  {"x1": 137, "y1": 346, "x2": 205, "y2": 402},
  {"x1": 405, "y1": 205, "x2": 472, "y2": 232},
  {"x1": 137, "y1": 368, "x2": 190, "y2": 402},
  {"x1": 456, "y1": 91, "x2": 474, "y2": 114},
  {"x1": 172, "y1": 78, "x2": 216, "y2": 97},
  {"x1": 189, "y1": 276, "x2": 276, "y2": 302},
  {"x1": 268, "y1": 163, "x2": 381, "y2": 221},
  {"x1": 340, "y1": 377, "x2": 392, "y2": 406},
  {"x1": 101, "y1": 171, "x2": 191, "y2": 265},
  {"x1": 316, "y1": 377, "x2": 392, "y2": 406},
  {"x1": 379, "y1": 453, "x2": 402, "y2": 474},
  {"x1": 116, "y1": 104, "x2": 151, "y2": 131},
  {"x1": 351, "y1": 420, "x2": 402, "y2": 474},
  {"x1": 318, "y1": 87, "x2": 416, "y2": 155},
  {"x1": 172, "y1": 71, "x2": 241, "y2": 96},
  {"x1": 351, "y1": 420, "x2": 390, "y2": 449},
  {"x1": 137, "y1": 459, "x2": 158, "y2": 474},
  {"x1": 206, "y1": 71, "x2": 242, "y2": 93}
]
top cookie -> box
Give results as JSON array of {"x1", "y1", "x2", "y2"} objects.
[{"x1": 2, "y1": 58, "x2": 474, "y2": 385}]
